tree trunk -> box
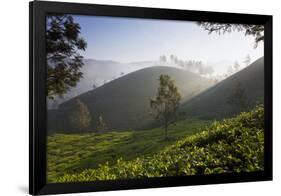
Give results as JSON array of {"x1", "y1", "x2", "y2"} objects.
[
  {"x1": 164, "y1": 110, "x2": 168, "y2": 141},
  {"x1": 164, "y1": 122, "x2": 168, "y2": 141}
]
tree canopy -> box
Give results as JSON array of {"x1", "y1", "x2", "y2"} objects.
[
  {"x1": 97, "y1": 115, "x2": 108, "y2": 132},
  {"x1": 68, "y1": 99, "x2": 91, "y2": 132},
  {"x1": 226, "y1": 81, "x2": 248, "y2": 114},
  {"x1": 46, "y1": 14, "x2": 87, "y2": 99},
  {"x1": 197, "y1": 22, "x2": 264, "y2": 48},
  {"x1": 150, "y1": 75, "x2": 181, "y2": 140}
]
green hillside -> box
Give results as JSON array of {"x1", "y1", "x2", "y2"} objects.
[
  {"x1": 47, "y1": 118, "x2": 210, "y2": 182},
  {"x1": 55, "y1": 105, "x2": 264, "y2": 183},
  {"x1": 48, "y1": 66, "x2": 213, "y2": 133},
  {"x1": 180, "y1": 57, "x2": 264, "y2": 120}
]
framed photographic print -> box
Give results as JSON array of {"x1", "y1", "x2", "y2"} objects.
[{"x1": 29, "y1": 1, "x2": 272, "y2": 195}]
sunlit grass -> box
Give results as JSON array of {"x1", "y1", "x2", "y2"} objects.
[
  {"x1": 47, "y1": 118, "x2": 210, "y2": 182},
  {"x1": 56, "y1": 105, "x2": 264, "y2": 183}
]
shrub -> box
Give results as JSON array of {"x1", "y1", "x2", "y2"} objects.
[{"x1": 56, "y1": 105, "x2": 264, "y2": 182}]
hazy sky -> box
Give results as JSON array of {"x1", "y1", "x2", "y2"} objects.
[{"x1": 74, "y1": 15, "x2": 263, "y2": 74}]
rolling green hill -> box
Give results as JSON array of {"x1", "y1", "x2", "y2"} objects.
[
  {"x1": 47, "y1": 59, "x2": 159, "y2": 109},
  {"x1": 180, "y1": 57, "x2": 264, "y2": 120},
  {"x1": 48, "y1": 66, "x2": 213, "y2": 133},
  {"x1": 54, "y1": 105, "x2": 264, "y2": 183}
]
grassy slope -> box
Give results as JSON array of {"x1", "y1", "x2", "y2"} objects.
[
  {"x1": 55, "y1": 105, "x2": 264, "y2": 183},
  {"x1": 48, "y1": 66, "x2": 213, "y2": 133},
  {"x1": 180, "y1": 57, "x2": 264, "y2": 120},
  {"x1": 47, "y1": 118, "x2": 210, "y2": 182}
]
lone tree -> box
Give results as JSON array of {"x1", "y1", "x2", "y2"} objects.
[
  {"x1": 150, "y1": 74, "x2": 181, "y2": 140},
  {"x1": 197, "y1": 22, "x2": 264, "y2": 48},
  {"x1": 233, "y1": 61, "x2": 241, "y2": 73},
  {"x1": 226, "y1": 81, "x2": 248, "y2": 114},
  {"x1": 69, "y1": 99, "x2": 91, "y2": 132},
  {"x1": 159, "y1": 55, "x2": 167, "y2": 63},
  {"x1": 243, "y1": 54, "x2": 252, "y2": 66},
  {"x1": 227, "y1": 65, "x2": 234, "y2": 75},
  {"x1": 96, "y1": 115, "x2": 108, "y2": 132},
  {"x1": 46, "y1": 14, "x2": 87, "y2": 99}
]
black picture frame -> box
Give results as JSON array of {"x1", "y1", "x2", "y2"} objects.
[{"x1": 29, "y1": 1, "x2": 273, "y2": 195}]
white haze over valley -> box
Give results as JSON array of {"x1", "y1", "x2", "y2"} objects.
[
  {"x1": 47, "y1": 55, "x2": 259, "y2": 109},
  {"x1": 47, "y1": 15, "x2": 263, "y2": 109}
]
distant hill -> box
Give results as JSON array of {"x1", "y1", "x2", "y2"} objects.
[
  {"x1": 180, "y1": 57, "x2": 264, "y2": 120},
  {"x1": 48, "y1": 66, "x2": 213, "y2": 133},
  {"x1": 47, "y1": 59, "x2": 156, "y2": 109},
  {"x1": 47, "y1": 59, "x2": 182, "y2": 109}
]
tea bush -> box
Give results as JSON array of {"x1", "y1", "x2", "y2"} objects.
[{"x1": 57, "y1": 105, "x2": 264, "y2": 182}]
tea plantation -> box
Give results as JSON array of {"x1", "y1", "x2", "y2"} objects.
[{"x1": 54, "y1": 105, "x2": 264, "y2": 182}]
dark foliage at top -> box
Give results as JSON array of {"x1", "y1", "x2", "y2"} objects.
[
  {"x1": 46, "y1": 14, "x2": 87, "y2": 99},
  {"x1": 198, "y1": 22, "x2": 264, "y2": 48}
]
